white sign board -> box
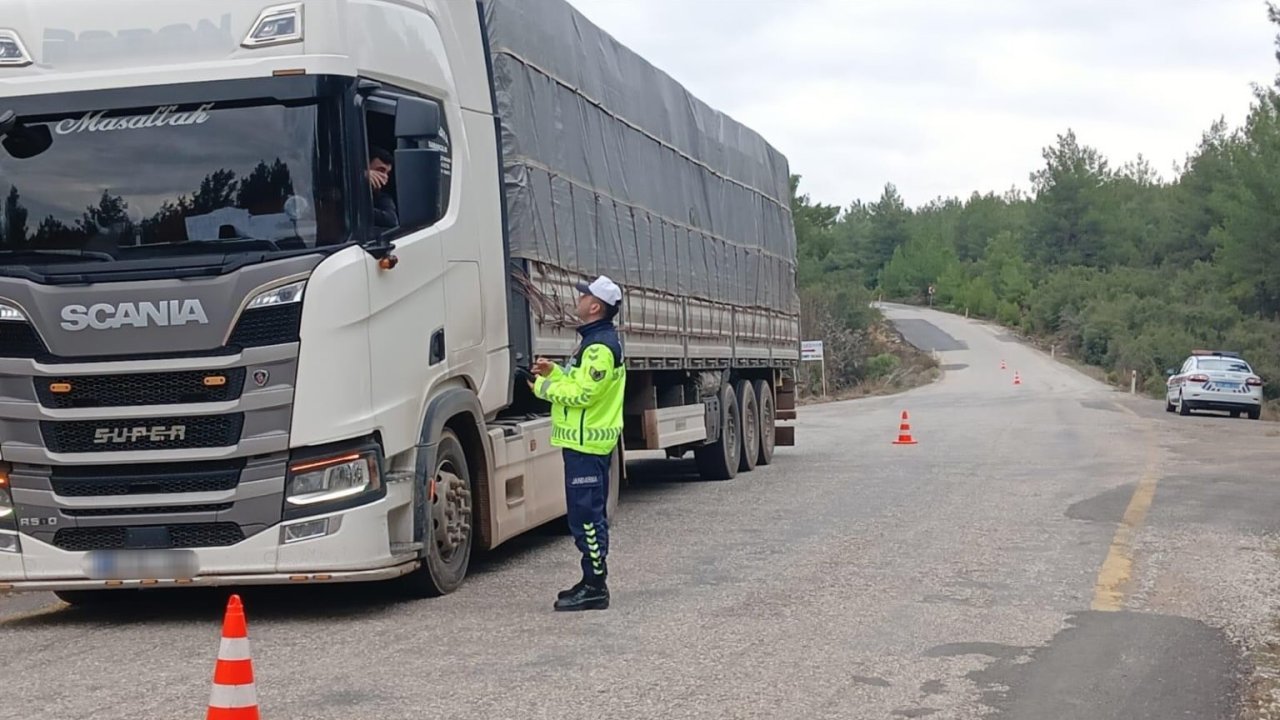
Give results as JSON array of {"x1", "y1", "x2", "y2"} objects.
[{"x1": 801, "y1": 340, "x2": 824, "y2": 362}]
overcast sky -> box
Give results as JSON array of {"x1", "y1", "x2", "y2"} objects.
[{"x1": 565, "y1": 0, "x2": 1279, "y2": 208}]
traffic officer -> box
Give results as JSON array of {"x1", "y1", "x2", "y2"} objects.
[{"x1": 530, "y1": 275, "x2": 626, "y2": 611}]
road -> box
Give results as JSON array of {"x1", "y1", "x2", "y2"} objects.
[{"x1": 3, "y1": 304, "x2": 1279, "y2": 719}]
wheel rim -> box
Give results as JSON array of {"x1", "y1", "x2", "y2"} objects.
[
  {"x1": 761, "y1": 391, "x2": 775, "y2": 454},
  {"x1": 725, "y1": 397, "x2": 739, "y2": 462},
  {"x1": 431, "y1": 459, "x2": 472, "y2": 564}
]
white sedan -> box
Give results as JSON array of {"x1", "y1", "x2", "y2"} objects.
[{"x1": 1166, "y1": 351, "x2": 1264, "y2": 420}]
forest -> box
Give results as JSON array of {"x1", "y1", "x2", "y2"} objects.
[{"x1": 791, "y1": 8, "x2": 1280, "y2": 406}]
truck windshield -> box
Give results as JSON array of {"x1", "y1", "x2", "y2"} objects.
[{"x1": 0, "y1": 97, "x2": 348, "y2": 270}]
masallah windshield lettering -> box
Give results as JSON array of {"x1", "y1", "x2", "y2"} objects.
[{"x1": 55, "y1": 104, "x2": 215, "y2": 135}]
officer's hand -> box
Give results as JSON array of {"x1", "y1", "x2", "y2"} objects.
[{"x1": 532, "y1": 358, "x2": 554, "y2": 377}]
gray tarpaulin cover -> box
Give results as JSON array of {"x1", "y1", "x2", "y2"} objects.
[{"x1": 481, "y1": 0, "x2": 799, "y2": 315}]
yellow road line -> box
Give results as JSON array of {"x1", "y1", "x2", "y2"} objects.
[{"x1": 1091, "y1": 403, "x2": 1161, "y2": 611}]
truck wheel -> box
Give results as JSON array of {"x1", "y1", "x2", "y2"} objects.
[
  {"x1": 403, "y1": 429, "x2": 474, "y2": 597},
  {"x1": 694, "y1": 383, "x2": 740, "y2": 481},
  {"x1": 737, "y1": 379, "x2": 759, "y2": 473},
  {"x1": 754, "y1": 378, "x2": 776, "y2": 466}
]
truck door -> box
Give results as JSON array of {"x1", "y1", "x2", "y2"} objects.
[{"x1": 361, "y1": 87, "x2": 456, "y2": 454}]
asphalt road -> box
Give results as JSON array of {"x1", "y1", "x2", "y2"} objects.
[{"x1": 3, "y1": 304, "x2": 1280, "y2": 720}]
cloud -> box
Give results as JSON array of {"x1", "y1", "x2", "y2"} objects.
[{"x1": 566, "y1": 0, "x2": 1278, "y2": 206}]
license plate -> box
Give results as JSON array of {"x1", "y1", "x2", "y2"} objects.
[
  {"x1": 83, "y1": 549, "x2": 199, "y2": 580},
  {"x1": 1215, "y1": 382, "x2": 1241, "y2": 390}
]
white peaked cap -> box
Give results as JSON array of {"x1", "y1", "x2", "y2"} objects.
[{"x1": 575, "y1": 275, "x2": 622, "y2": 307}]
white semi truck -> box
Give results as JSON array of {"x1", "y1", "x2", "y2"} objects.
[{"x1": 0, "y1": 0, "x2": 800, "y2": 604}]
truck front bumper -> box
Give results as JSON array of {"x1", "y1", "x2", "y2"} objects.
[{"x1": 0, "y1": 481, "x2": 417, "y2": 593}]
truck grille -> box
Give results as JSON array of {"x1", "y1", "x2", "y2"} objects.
[
  {"x1": 35, "y1": 369, "x2": 247, "y2": 409},
  {"x1": 0, "y1": 320, "x2": 46, "y2": 359},
  {"x1": 63, "y1": 503, "x2": 233, "y2": 517},
  {"x1": 0, "y1": 304, "x2": 299, "y2": 363},
  {"x1": 229, "y1": 304, "x2": 302, "y2": 348},
  {"x1": 52, "y1": 523, "x2": 245, "y2": 551},
  {"x1": 40, "y1": 414, "x2": 244, "y2": 453},
  {"x1": 51, "y1": 461, "x2": 245, "y2": 497}
]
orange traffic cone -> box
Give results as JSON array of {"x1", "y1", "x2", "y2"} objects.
[
  {"x1": 207, "y1": 594, "x2": 260, "y2": 720},
  {"x1": 1000, "y1": 359, "x2": 1007, "y2": 370},
  {"x1": 1013, "y1": 371, "x2": 1022, "y2": 386},
  {"x1": 892, "y1": 410, "x2": 918, "y2": 445}
]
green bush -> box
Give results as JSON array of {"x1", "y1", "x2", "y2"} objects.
[{"x1": 865, "y1": 353, "x2": 900, "y2": 380}]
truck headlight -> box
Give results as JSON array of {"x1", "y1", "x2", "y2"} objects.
[
  {"x1": 247, "y1": 280, "x2": 305, "y2": 309},
  {"x1": 0, "y1": 302, "x2": 27, "y2": 322},
  {"x1": 286, "y1": 452, "x2": 380, "y2": 508}
]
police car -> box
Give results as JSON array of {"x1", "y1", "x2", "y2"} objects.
[{"x1": 1166, "y1": 350, "x2": 1264, "y2": 419}]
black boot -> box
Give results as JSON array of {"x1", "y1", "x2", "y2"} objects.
[
  {"x1": 558, "y1": 558, "x2": 606, "y2": 599},
  {"x1": 557, "y1": 578, "x2": 587, "y2": 600},
  {"x1": 554, "y1": 577, "x2": 609, "y2": 611}
]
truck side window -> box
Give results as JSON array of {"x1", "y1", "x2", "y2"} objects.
[{"x1": 362, "y1": 84, "x2": 452, "y2": 239}]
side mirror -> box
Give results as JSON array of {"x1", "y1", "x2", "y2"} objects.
[
  {"x1": 392, "y1": 97, "x2": 445, "y2": 229},
  {"x1": 395, "y1": 97, "x2": 440, "y2": 140},
  {"x1": 1165, "y1": 369, "x2": 1176, "y2": 377},
  {"x1": 365, "y1": 96, "x2": 446, "y2": 243},
  {"x1": 394, "y1": 147, "x2": 443, "y2": 230}
]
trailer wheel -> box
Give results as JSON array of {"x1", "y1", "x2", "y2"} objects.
[
  {"x1": 695, "y1": 383, "x2": 740, "y2": 481},
  {"x1": 737, "y1": 379, "x2": 759, "y2": 473},
  {"x1": 754, "y1": 378, "x2": 776, "y2": 466},
  {"x1": 402, "y1": 429, "x2": 474, "y2": 597}
]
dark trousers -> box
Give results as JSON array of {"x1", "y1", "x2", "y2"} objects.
[{"x1": 563, "y1": 448, "x2": 611, "y2": 582}]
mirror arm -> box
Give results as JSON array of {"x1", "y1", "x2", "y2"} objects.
[{"x1": 363, "y1": 233, "x2": 399, "y2": 269}]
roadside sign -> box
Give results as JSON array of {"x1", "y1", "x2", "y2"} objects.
[
  {"x1": 801, "y1": 340, "x2": 827, "y2": 396},
  {"x1": 801, "y1": 340, "x2": 824, "y2": 362}
]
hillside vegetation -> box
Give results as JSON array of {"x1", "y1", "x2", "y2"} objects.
[{"x1": 792, "y1": 6, "x2": 1280, "y2": 405}]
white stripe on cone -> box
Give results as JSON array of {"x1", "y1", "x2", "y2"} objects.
[
  {"x1": 209, "y1": 683, "x2": 259, "y2": 709},
  {"x1": 217, "y1": 637, "x2": 252, "y2": 661}
]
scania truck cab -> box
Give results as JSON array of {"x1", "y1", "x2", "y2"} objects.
[{"x1": 0, "y1": 0, "x2": 800, "y2": 604}]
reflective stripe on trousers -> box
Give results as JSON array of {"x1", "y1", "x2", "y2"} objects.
[{"x1": 563, "y1": 448, "x2": 611, "y2": 578}]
